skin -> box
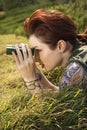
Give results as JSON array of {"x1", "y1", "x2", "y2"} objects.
[
  {"x1": 29, "y1": 35, "x2": 73, "y2": 71},
  {"x1": 12, "y1": 34, "x2": 73, "y2": 92}
]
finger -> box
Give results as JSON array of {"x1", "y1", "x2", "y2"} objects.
[
  {"x1": 15, "y1": 44, "x2": 23, "y2": 63},
  {"x1": 26, "y1": 45, "x2": 33, "y2": 61},
  {"x1": 12, "y1": 51, "x2": 20, "y2": 65},
  {"x1": 21, "y1": 43, "x2": 28, "y2": 60}
]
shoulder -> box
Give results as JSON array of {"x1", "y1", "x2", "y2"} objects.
[{"x1": 59, "y1": 62, "x2": 84, "y2": 88}]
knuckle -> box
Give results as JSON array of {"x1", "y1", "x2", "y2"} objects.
[{"x1": 30, "y1": 60, "x2": 34, "y2": 64}]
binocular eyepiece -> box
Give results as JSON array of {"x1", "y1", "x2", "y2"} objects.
[{"x1": 6, "y1": 45, "x2": 34, "y2": 55}]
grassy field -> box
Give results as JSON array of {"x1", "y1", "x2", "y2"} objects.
[
  {"x1": 0, "y1": 0, "x2": 87, "y2": 35},
  {"x1": 0, "y1": 34, "x2": 87, "y2": 129},
  {"x1": 0, "y1": 34, "x2": 28, "y2": 108},
  {"x1": 0, "y1": 2, "x2": 54, "y2": 35},
  {"x1": 0, "y1": 1, "x2": 87, "y2": 129}
]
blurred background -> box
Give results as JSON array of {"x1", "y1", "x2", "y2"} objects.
[
  {"x1": 0, "y1": 0, "x2": 87, "y2": 130},
  {"x1": 0, "y1": 0, "x2": 87, "y2": 36}
]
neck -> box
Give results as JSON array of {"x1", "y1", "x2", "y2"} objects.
[{"x1": 62, "y1": 51, "x2": 72, "y2": 67}]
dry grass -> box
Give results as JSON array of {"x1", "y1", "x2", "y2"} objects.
[{"x1": 0, "y1": 34, "x2": 87, "y2": 130}]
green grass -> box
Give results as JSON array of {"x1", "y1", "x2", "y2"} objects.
[
  {"x1": 0, "y1": 0, "x2": 87, "y2": 35},
  {"x1": 0, "y1": 1, "x2": 87, "y2": 129},
  {"x1": 0, "y1": 2, "x2": 53, "y2": 35},
  {"x1": 0, "y1": 34, "x2": 87, "y2": 130}
]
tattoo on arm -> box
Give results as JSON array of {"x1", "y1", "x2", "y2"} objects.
[{"x1": 59, "y1": 62, "x2": 84, "y2": 89}]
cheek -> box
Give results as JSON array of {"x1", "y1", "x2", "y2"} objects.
[
  {"x1": 39, "y1": 51, "x2": 48, "y2": 61},
  {"x1": 42, "y1": 53, "x2": 57, "y2": 70},
  {"x1": 39, "y1": 50, "x2": 62, "y2": 70},
  {"x1": 49, "y1": 54, "x2": 62, "y2": 67}
]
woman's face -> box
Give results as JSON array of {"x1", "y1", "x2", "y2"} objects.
[{"x1": 29, "y1": 35, "x2": 63, "y2": 71}]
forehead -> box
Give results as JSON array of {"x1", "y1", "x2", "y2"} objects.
[
  {"x1": 29, "y1": 35, "x2": 48, "y2": 48},
  {"x1": 29, "y1": 35, "x2": 41, "y2": 45}
]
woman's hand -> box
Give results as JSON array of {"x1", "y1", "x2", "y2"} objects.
[{"x1": 12, "y1": 43, "x2": 36, "y2": 82}]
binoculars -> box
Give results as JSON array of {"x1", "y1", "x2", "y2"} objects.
[{"x1": 6, "y1": 45, "x2": 34, "y2": 55}]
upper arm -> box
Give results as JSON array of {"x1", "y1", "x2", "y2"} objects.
[{"x1": 59, "y1": 62, "x2": 84, "y2": 89}]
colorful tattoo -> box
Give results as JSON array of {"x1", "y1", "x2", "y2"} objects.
[{"x1": 59, "y1": 62, "x2": 84, "y2": 89}]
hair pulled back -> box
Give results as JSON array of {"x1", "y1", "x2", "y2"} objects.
[{"x1": 24, "y1": 9, "x2": 87, "y2": 48}]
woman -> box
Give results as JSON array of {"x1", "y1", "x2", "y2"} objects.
[{"x1": 12, "y1": 9, "x2": 87, "y2": 93}]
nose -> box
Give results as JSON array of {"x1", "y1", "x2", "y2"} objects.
[{"x1": 34, "y1": 57, "x2": 40, "y2": 62}]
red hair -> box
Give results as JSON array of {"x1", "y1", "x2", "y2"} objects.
[{"x1": 24, "y1": 9, "x2": 87, "y2": 48}]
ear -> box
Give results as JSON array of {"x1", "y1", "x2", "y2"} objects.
[{"x1": 57, "y1": 40, "x2": 67, "y2": 53}]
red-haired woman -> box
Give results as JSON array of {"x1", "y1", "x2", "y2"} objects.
[{"x1": 12, "y1": 9, "x2": 87, "y2": 93}]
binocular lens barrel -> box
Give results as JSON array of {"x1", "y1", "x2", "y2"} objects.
[{"x1": 6, "y1": 45, "x2": 34, "y2": 55}]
